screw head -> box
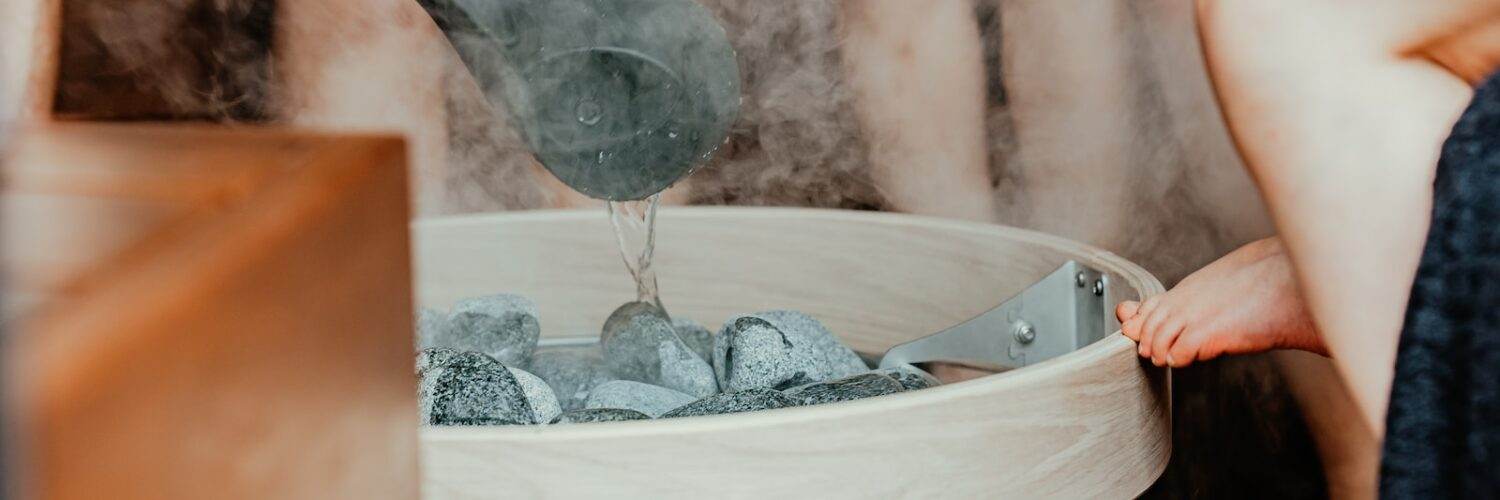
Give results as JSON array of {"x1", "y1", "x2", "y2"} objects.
[
  {"x1": 1012, "y1": 321, "x2": 1036, "y2": 345},
  {"x1": 1093, "y1": 279, "x2": 1105, "y2": 296},
  {"x1": 1075, "y1": 272, "x2": 1087, "y2": 288}
]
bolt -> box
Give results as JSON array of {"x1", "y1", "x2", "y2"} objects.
[
  {"x1": 1012, "y1": 321, "x2": 1036, "y2": 345},
  {"x1": 1093, "y1": 279, "x2": 1105, "y2": 296},
  {"x1": 1075, "y1": 272, "x2": 1087, "y2": 288}
]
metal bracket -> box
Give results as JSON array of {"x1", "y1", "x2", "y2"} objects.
[{"x1": 879, "y1": 261, "x2": 1109, "y2": 371}]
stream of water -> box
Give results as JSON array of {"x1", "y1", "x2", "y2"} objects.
[{"x1": 606, "y1": 193, "x2": 666, "y2": 314}]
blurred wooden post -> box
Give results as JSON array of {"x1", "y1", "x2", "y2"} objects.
[
  {"x1": 1, "y1": 0, "x2": 60, "y2": 129},
  {"x1": 2, "y1": 123, "x2": 419, "y2": 499}
]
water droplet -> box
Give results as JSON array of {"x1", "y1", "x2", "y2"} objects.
[{"x1": 576, "y1": 99, "x2": 603, "y2": 126}]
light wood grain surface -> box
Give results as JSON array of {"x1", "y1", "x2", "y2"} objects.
[
  {"x1": 414, "y1": 208, "x2": 1169, "y2": 499},
  {"x1": 4, "y1": 123, "x2": 420, "y2": 500}
]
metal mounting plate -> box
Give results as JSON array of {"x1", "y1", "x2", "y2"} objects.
[{"x1": 879, "y1": 261, "x2": 1109, "y2": 371}]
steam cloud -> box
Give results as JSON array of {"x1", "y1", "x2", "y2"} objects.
[{"x1": 30, "y1": 0, "x2": 1274, "y2": 283}]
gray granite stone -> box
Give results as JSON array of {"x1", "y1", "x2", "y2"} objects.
[
  {"x1": 507, "y1": 366, "x2": 562, "y2": 424},
  {"x1": 420, "y1": 351, "x2": 534, "y2": 425},
  {"x1": 782, "y1": 372, "x2": 905, "y2": 407},
  {"x1": 416, "y1": 347, "x2": 460, "y2": 419},
  {"x1": 437, "y1": 294, "x2": 540, "y2": 366},
  {"x1": 672, "y1": 317, "x2": 715, "y2": 363},
  {"x1": 877, "y1": 365, "x2": 942, "y2": 391},
  {"x1": 415, "y1": 307, "x2": 447, "y2": 349},
  {"x1": 526, "y1": 347, "x2": 615, "y2": 411},
  {"x1": 601, "y1": 301, "x2": 718, "y2": 397},
  {"x1": 585, "y1": 380, "x2": 697, "y2": 417},
  {"x1": 655, "y1": 337, "x2": 719, "y2": 397},
  {"x1": 712, "y1": 310, "x2": 868, "y2": 391},
  {"x1": 659, "y1": 388, "x2": 796, "y2": 418},
  {"x1": 431, "y1": 416, "x2": 522, "y2": 426},
  {"x1": 549, "y1": 408, "x2": 652, "y2": 424},
  {"x1": 416, "y1": 346, "x2": 460, "y2": 377}
]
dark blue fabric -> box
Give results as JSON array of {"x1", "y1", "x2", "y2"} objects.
[{"x1": 1381, "y1": 71, "x2": 1500, "y2": 499}]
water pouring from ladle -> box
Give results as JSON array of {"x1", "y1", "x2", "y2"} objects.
[{"x1": 418, "y1": 0, "x2": 741, "y2": 316}]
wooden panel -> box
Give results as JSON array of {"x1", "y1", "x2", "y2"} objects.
[
  {"x1": 413, "y1": 208, "x2": 1170, "y2": 499},
  {"x1": 3, "y1": 123, "x2": 419, "y2": 500},
  {"x1": 0, "y1": 192, "x2": 190, "y2": 303}
]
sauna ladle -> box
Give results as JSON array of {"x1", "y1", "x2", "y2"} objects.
[
  {"x1": 878, "y1": 261, "x2": 1115, "y2": 372},
  {"x1": 418, "y1": 0, "x2": 741, "y2": 201}
]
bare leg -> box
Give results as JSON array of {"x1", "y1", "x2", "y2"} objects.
[
  {"x1": 1197, "y1": 0, "x2": 1496, "y2": 432},
  {"x1": 1274, "y1": 351, "x2": 1380, "y2": 500},
  {"x1": 1119, "y1": 237, "x2": 1378, "y2": 495},
  {"x1": 840, "y1": 0, "x2": 996, "y2": 222}
]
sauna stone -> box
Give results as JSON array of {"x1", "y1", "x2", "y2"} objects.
[
  {"x1": 415, "y1": 307, "x2": 447, "y2": 349},
  {"x1": 438, "y1": 294, "x2": 541, "y2": 366},
  {"x1": 507, "y1": 366, "x2": 562, "y2": 424},
  {"x1": 549, "y1": 408, "x2": 652, "y2": 424},
  {"x1": 416, "y1": 347, "x2": 461, "y2": 420},
  {"x1": 527, "y1": 348, "x2": 616, "y2": 411},
  {"x1": 433, "y1": 417, "x2": 525, "y2": 426},
  {"x1": 672, "y1": 318, "x2": 715, "y2": 363},
  {"x1": 783, "y1": 372, "x2": 905, "y2": 407},
  {"x1": 659, "y1": 388, "x2": 796, "y2": 418},
  {"x1": 877, "y1": 365, "x2": 942, "y2": 391},
  {"x1": 712, "y1": 311, "x2": 868, "y2": 392},
  {"x1": 655, "y1": 338, "x2": 719, "y2": 398},
  {"x1": 416, "y1": 346, "x2": 459, "y2": 377},
  {"x1": 585, "y1": 380, "x2": 696, "y2": 418},
  {"x1": 601, "y1": 302, "x2": 718, "y2": 397},
  {"x1": 423, "y1": 351, "x2": 535, "y2": 425}
]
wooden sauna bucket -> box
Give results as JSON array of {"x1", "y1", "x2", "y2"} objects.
[{"x1": 412, "y1": 207, "x2": 1170, "y2": 498}]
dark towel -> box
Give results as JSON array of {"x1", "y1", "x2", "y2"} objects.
[{"x1": 1381, "y1": 71, "x2": 1500, "y2": 499}]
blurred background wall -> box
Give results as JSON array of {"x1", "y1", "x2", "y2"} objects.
[{"x1": 2, "y1": 0, "x2": 1328, "y2": 497}]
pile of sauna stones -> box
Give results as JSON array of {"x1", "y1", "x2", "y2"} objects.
[{"x1": 415, "y1": 294, "x2": 942, "y2": 426}]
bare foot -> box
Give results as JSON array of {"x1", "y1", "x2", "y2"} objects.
[{"x1": 1117, "y1": 237, "x2": 1325, "y2": 367}]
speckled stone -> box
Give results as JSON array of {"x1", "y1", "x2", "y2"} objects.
[
  {"x1": 601, "y1": 302, "x2": 718, "y2": 397},
  {"x1": 431, "y1": 416, "x2": 525, "y2": 426},
  {"x1": 415, "y1": 346, "x2": 460, "y2": 377},
  {"x1": 672, "y1": 317, "x2": 715, "y2": 362},
  {"x1": 415, "y1": 307, "x2": 447, "y2": 349},
  {"x1": 421, "y1": 351, "x2": 534, "y2": 425},
  {"x1": 877, "y1": 365, "x2": 942, "y2": 391},
  {"x1": 782, "y1": 372, "x2": 905, "y2": 406},
  {"x1": 585, "y1": 380, "x2": 697, "y2": 417},
  {"x1": 712, "y1": 310, "x2": 868, "y2": 391},
  {"x1": 436, "y1": 294, "x2": 540, "y2": 366},
  {"x1": 659, "y1": 388, "x2": 796, "y2": 418},
  {"x1": 549, "y1": 408, "x2": 652, "y2": 424},
  {"x1": 527, "y1": 347, "x2": 615, "y2": 411},
  {"x1": 416, "y1": 348, "x2": 459, "y2": 419},
  {"x1": 507, "y1": 366, "x2": 562, "y2": 424},
  {"x1": 655, "y1": 337, "x2": 719, "y2": 397}
]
